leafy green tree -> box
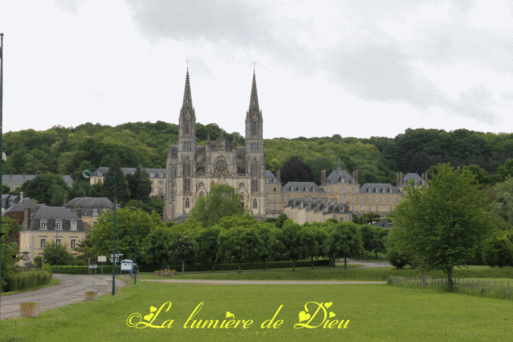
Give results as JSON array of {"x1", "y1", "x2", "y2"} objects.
[
  {"x1": 2, "y1": 185, "x2": 10, "y2": 194},
  {"x1": 169, "y1": 234, "x2": 196, "y2": 274},
  {"x1": 126, "y1": 165, "x2": 152, "y2": 202},
  {"x1": 494, "y1": 177, "x2": 513, "y2": 227},
  {"x1": 324, "y1": 222, "x2": 363, "y2": 269},
  {"x1": 89, "y1": 208, "x2": 153, "y2": 261},
  {"x1": 360, "y1": 225, "x2": 376, "y2": 257},
  {"x1": 217, "y1": 227, "x2": 262, "y2": 273},
  {"x1": 42, "y1": 242, "x2": 77, "y2": 265},
  {"x1": 1, "y1": 217, "x2": 21, "y2": 291},
  {"x1": 386, "y1": 228, "x2": 410, "y2": 269},
  {"x1": 462, "y1": 165, "x2": 489, "y2": 186},
  {"x1": 195, "y1": 227, "x2": 221, "y2": 272},
  {"x1": 482, "y1": 233, "x2": 513, "y2": 268},
  {"x1": 256, "y1": 223, "x2": 283, "y2": 270},
  {"x1": 217, "y1": 213, "x2": 259, "y2": 230},
  {"x1": 141, "y1": 227, "x2": 173, "y2": 268},
  {"x1": 393, "y1": 164, "x2": 497, "y2": 287},
  {"x1": 496, "y1": 158, "x2": 513, "y2": 182},
  {"x1": 275, "y1": 212, "x2": 288, "y2": 229},
  {"x1": 280, "y1": 220, "x2": 310, "y2": 271},
  {"x1": 74, "y1": 231, "x2": 96, "y2": 265},
  {"x1": 189, "y1": 184, "x2": 244, "y2": 227},
  {"x1": 23, "y1": 173, "x2": 69, "y2": 205},
  {"x1": 303, "y1": 226, "x2": 320, "y2": 268},
  {"x1": 373, "y1": 227, "x2": 389, "y2": 259},
  {"x1": 103, "y1": 157, "x2": 130, "y2": 204},
  {"x1": 280, "y1": 156, "x2": 314, "y2": 185}
]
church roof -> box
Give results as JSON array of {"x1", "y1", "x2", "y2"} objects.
[
  {"x1": 93, "y1": 167, "x2": 165, "y2": 178},
  {"x1": 64, "y1": 197, "x2": 114, "y2": 209},
  {"x1": 401, "y1": 173, "x2": 425, "y2": 186}
]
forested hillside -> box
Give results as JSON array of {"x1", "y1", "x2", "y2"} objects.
[{"x1": 4, "y1": 122, "x2": 513, "y2": 186}]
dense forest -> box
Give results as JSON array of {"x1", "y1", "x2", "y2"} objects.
[{"x1": 4, "y1": 122, "x2": 513, "y2": 186}]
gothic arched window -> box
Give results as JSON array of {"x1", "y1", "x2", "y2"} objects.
[
  {"x1": 251, "y1": 117, "x2": 258, "y2": 136},
  {"x1": 185, "y1": 198, "x2": 190, "y2": 208},
  {"x1": 253, "y1": 199, "x2": 257, "y2": 209}
]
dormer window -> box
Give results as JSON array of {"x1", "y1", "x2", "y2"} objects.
[
  {"x1": 55, "y1": 220, "x2": 62, "y2": 230},
  {"x1": 70, "y1": 221, "x2": 77, "y2": 231},
  {"x1": 93, "y1": 209, "x2": 98, "y2": 217},
  {"x1": 150, "y1": 173, "x2": 155, "y2": 178},
  {"x1": 40, "y1": 220, "x2": 48, "y2": 230}
]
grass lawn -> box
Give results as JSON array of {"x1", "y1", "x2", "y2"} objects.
[
  {"x1": 2, "y1": 281, "x2": 513, "y2": 342},
  {"x1": 138, "y1": 265, "x2": 513, "y2": 281},
  {"x1": 0, "y1": 278, "x2": 61, "y2": 297}
]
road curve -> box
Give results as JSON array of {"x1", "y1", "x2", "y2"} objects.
[{"x1": 0, "y1": 274, "x2": 124, "y2": 320}]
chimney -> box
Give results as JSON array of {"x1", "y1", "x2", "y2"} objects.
[
  {"x1": 353, "y1": 170, "x2": 358, "y2": 183},
  {"x1": 276, "y1": 169, "x2": 281, "y2": 182},
  {"x1": 75, "y1": 207, "x2": 82, "y2": 219},
  {"x1": 20, "y1": 192, "x2": 24, "y2": 202},
  {"x1": 23, "y1": 207, "x2": 32, "y2": 230},
  {"x1": 321, "y1": 170, "x2": 326, "y2": 186}
]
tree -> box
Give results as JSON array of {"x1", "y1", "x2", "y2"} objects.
[
  {"x1": 303, "y1": 226, "x2": 320, "y2": 268},
  {"x1": 462, "y1": 165, "x2": 489, "y2": 186},
  {"x1": 2, "y1": 185, "x2": 10, "y2": 194},
  {"x1": 256, "y1": 223, "x2": 283, "y2": 270},
  {"x1": 280, "y1": 156, "x2": 314, "y2": 185},
  {"x1": 169, "y1": 233, "x2": 196, "y2": 274},
  {"x1": 1, "y1": 217, "x2": 21, "y2": 291},
  {"x1": 126, "y1": 165, "x2": 152, "y2": 202},
  {"x1": 386, "y1": 228, "x2": 410, "y2": 269},
  {"x1": 195, "y1": 227, "x2": 221, "y2": 272},
  {"x1": 392, "y1": 164, "x2": 496, "y2": 287},
  {"x1": 103, "y1": 157, "x2": 130, "y2": 204},
  {"x1": 188, "y1": 184, "x2": 244, "y2": 227},
  {"x1": 89, "y1": 208, "x2": 153, "y2": 261},
  {"x1": 493, "y1": 177, "x2": 513, "y2": 227},
  {"x1": 324, "y1": 222, "x2": 363, "y2": 269},
  {"x1": 482, "y1": 233, "x2": 513, "y2": 268},
  {"x1": 141, "y1": 227, "x2": 173, "y2": 268},
  {"x1": 217, "y1": 227, "x2": 262, "y2": 273},
  {"x1": 280, "y1": 220, "x2": 310, "y2": 271},
  {"x1": 42, "y1": 242, "x2": 77, "y2": 265},
  {"x1": 23, "y1": 173, "x2": 69, "y2": 205}
]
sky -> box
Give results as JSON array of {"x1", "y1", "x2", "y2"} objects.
[{"x1": 0, "y1": 0, "x2": 512, "y2": 139}]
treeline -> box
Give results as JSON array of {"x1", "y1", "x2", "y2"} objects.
[{"x1": 4, "y1": 123, "x2": 513, "y2": 187}]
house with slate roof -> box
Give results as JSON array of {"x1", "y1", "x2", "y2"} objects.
[
  {"x1": 284, "y1": 196, "x2": 352, "y2": 225},
  {"x1": 64, "y1": 197, "x2": 114, "y2": 232},
  {"x1": 18, "y1": 205, "x2": 86, "y2": 265},
  {"x1": 265, "y1": 170, "x2": 283, "y2": 215},
  {"x1": 89, "y1": 167, "x2": 166, "y2": 198}
]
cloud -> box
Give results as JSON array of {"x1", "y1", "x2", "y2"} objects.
[{"x1": 447, "y1": 84, "x2": 503, "y2": 126}]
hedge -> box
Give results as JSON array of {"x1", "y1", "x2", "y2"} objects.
[
  {"x1": 4, "y1": 270, "x2": 52, "y2": 292},
  {"x1": 51, "y1": 259, "x2": 331, "y2": 274}
]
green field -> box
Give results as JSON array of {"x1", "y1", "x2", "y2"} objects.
[
  {"x1": 139, "y1": 265, "x2": 513, "y2": 281},
  {"x1": 2, "y1": 278, "x2": 513, "y2": 342}
]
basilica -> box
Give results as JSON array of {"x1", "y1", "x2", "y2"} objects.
[{"x1": 163, "y1": 70, "x2": 267, "y2": 222}]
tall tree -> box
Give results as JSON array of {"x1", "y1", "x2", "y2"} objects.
[
  {"x1": 126, "y1": 165, "x2": 151, "y2": 202},
  {"x1": 324, "y1": 222, "x2": 363, "y2": 269},
  {"x1": 188, "y1": 184, "x2": 243, "y2": 227},
  {"x1": 392, "y1": 164, "x2": 497, "y2": 287},
  {"x1": 217, "y1": 227, "x2": 262, "y2": 273},
  {"x1": 23, "y1": 173, "x2": 69, "y2": 205},
  {"x1": 103, "y1": 156, "x2": 130, "y2": 204},
  {"x1": 280, "y1": 156, "x2": 314, "y2": 185},
  {"x1": 169, "y1": 233, "x2": 196, "y2": 274}
]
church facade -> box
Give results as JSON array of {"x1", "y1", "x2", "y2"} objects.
[{"x1": 163, "y1": 70, "x2": 267, "y2": 222}]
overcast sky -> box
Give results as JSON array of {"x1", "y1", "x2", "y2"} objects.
[{"x1": 1, "y1": 0, "x2": 512, "y2": 139}]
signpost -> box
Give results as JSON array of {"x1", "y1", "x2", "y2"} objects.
[
  {"x1": 110, "y1": 254, "x2": 123, "y2": 276},
  {"x1": 98, "y1": 255, "x2": 107, "y2": 274}
]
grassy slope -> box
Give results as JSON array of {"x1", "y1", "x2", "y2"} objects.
[{"x1": 2, "y1": 281, "x2": 513, "y2": 342}]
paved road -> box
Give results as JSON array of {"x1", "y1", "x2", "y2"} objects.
[{"x1": 0, "y1": 274, "x2": 125, "y2": 320}]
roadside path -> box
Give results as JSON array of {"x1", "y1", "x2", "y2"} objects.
[
  {"x1": 0, "y1": 274, "x2": 124, "y2": 320},
  {"x1": 344, "y1": 259, "x2": 392, "y2": 268}
]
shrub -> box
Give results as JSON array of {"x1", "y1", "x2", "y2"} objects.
[
  {"x1": 483, "y1": 234, "x2": 513, "y2": 268},
  {"x1": 34, "y1": 256, "x2": 43, "y2": 268}
]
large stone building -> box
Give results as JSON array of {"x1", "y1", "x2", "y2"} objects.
[
  {"x1": 64, "y1": 197, "x2": 115, "y2": 232},
  {"x1": 89, "y1": 167, "x2": 166, "y2": 198},
  {"x1": 164, "y1": 70, "x2": 266, "y2": 222},
  {"x1": 3, "y1": 174, "x2": 74, "y2": 191}
]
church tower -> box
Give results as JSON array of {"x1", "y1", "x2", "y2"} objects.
[{"x1": 245, "y1": 71, "x2": 266, "y2": 215}]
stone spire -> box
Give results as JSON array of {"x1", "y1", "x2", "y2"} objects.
[
  {"x1": 245, "y1": 71, "x2": 263, "y2": 141},
  {"x1": 182, "y1": 68, "x2": 192, "y2": 108},
  {"x1": 247, "y1": 71, "x2": 260, "y2": 117}
]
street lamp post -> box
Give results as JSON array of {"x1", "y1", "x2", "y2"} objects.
[
  {"x1": 129, "y1": 205, "x2": 138, "y2": 285},
  {"x1": 83, "y1": 169, "x2": 117, "y2": 296}
]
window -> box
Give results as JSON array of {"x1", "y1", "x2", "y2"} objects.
[
  {"x1": 93, "y1": 209, "x2": 98, "y2": 217},
  {"x1": 342, "y1": 188, "x2": 346, "y2": 194},
  {"x1": 390, "y1": 206, "x2": 393, "y2": 211},
  {"x1": 185, "y1": 198, "x2": 190, "y2": 208},
  {"x1": 71, "y1": 239, "x2": 77, "y2": 249},
  {"x1": 284, "y1": 195, "x2": 287, "y2": 201},
  {"x1": 160, "y1": 173, "x2": 164, "y2": 178},
  {"x1": 352, "y1": 205, "x2": 355, "y2": 211},
  {"x1": 150, "y1": 173, "x2": 155, "y2": 178},
  {"x1": 71, "y1": 221, "x2": 77, "y2": 231},
  {"x1": 341, "y1": 196, "x2": 346, "y2": 202},
  {"x1": 352, "y1": 188, "x2": 355, "y2": 194},
  {"x1": 382, "y1": 206, "x2": 386, "y2": 212},
  {"x1": 56, "y1": 238, "x2": 61, "y2": 245},
  {"x1": 396, "y1": 197, "x2": 400, "y2": 203},
  {"x1": 253, "y1": 199, "x2": 258, "y2": 209},
  {"x1": 266, "y1": 195, "x2": 270, "y2": 201},
  {"x1": 158, "y1": 180, "x2": 164, "y2": 186},
  {"x1": 375, "y1": 197, "x2": 379, "y2": 203},
  {"x1": 274, "y1": 187, "x2": 276, "y2": 192},
  {"x1": 273, "y1": 205, "x2": 277, "y2": 210},
  {"x1": 382, "y1": 197, "x2": 386, "y2": 203},
  {"x1": 291, "y1": 195, "x2": 294, "y2": 200},
  {"x1": 55, "y1": 221, "x2": 62, "y2": 230},
  {"x1": 273, "y1": 195, "x2": 276, "y2": 201},
  {"x1": 352, "y1": 196, "x2": 355, "y2": 202},
  {"x1": 40, "y1": 239, "x2": 46, "y2": 248},
  {"x1": 251, "y1": 179, "x2": 259, "y2": 192},
  {"x1": 376, "y1": 206, "x2": 379, "y2": 212},
  {"x1": 93, "y1": 221, "x2": 97, "y2": 226},
  {"x1": 362, "y1": 206, "x2": 366, "y2": 211},
  {"x1": 158, "y1": 188, "x2": 164, "y2": 195},
  {"x1": 40, "y1": 221, "x2": 47, "y2": 230},
  {"x1": 184, "y1": 179, "x2": 191, "y2": 192},
  {"x1": 362, "y1": 197, "x2": 365, "y2": 202}
]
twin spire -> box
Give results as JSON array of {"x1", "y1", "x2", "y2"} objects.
[{"x1": 180, "y1": 68, "x2": 260, "y2": 112}]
